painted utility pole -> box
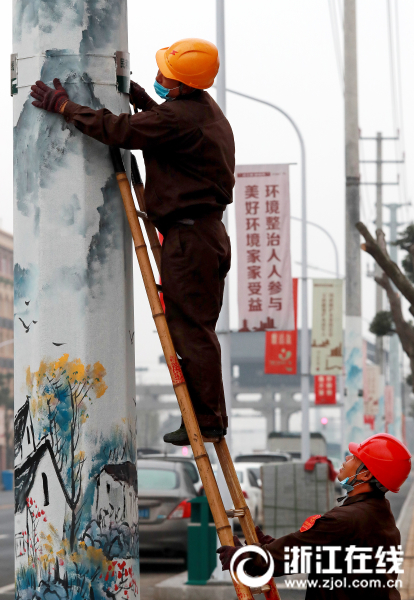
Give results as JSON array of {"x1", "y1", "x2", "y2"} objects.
[
  {"x1": 344, "y1": 0, "x2": 364, "y2": 444},
  {"x1": 13, "y1": 2, "x2": 138, "y2": 598},
  {"x1": 212, "y1": 0, "x2": 233, "y2": 583},
  {"x1": 215, "y1": 0, "x2": 232, "y2": 453}
]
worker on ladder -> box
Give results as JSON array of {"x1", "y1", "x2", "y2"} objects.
[
  {"x1": 30, "y1": 38, "x2": 235, "y2": 446},
  {"x1": 218, "y1": 433, "x2": 411, "y2": 599}
]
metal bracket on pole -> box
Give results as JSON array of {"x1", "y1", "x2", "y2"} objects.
[
  {"x1": 115, "y1": 51, "x2": 130, "y2": 94},
  {"x1": 225, "y1": 508, "x2": 246, "y2": 518},
  {"x1": 251, "y1": 585, "x2": 271, "y2": 595},
  {"x1": 10, "y1": 53, "x2": 18, "y2": 96}
]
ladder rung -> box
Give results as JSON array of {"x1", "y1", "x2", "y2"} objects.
[
  {"x1": 226, "y1": 508, "x2": 246, "y2": 518},
  {"x1": 202, "y1": 435, "x2": 221, "y2": 443}
]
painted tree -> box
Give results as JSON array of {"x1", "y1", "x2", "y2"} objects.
[
  {"x1": 356, "y1": 222, "x2": 414, "y2": 392},
  {"x1": 27, "y1": 354, "x2": 107, "y2": 551}
]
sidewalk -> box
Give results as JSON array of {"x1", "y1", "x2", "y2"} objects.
[
  {"x1": 399, "y1": 480, "x2": 414, "y2": 600},
  {"x1": 0, "y1": 490, "x2": 13, "y2": 507}
]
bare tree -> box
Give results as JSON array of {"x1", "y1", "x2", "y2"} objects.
[{"x1": 356, "y1": 222, "x2": 414, "y2": 390}]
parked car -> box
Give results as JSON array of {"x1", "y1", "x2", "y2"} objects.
[
  {"x1": 268, "y1": 432, "x2": 327, "y2": 459},
  {"x1": 138, "y1": 453, "x2": 202, "y2": 494},
  {"x1": 234, "y1": 451, "x2": 291, "y2": 464},
  {"x1": 137, "y1": 459, "x2": 197, "y2": 558},
  {"x1": 199, "y1": 462, "x2": 264, "y2": 529},
  {"x1": 233, "y1": 462, "x2": 264, "y2": 528}
]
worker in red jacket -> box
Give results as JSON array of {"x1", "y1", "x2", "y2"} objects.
[
  {"x1": 30, "y1": 39, "x2": 235, "y2": 446},
  {"x1": 218, "y1": 434, "x2": 411, "y2": 599}
]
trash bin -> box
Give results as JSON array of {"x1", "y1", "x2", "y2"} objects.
[
  {"x1": 2, "y1": 470, "x2": 13, "y2": 491},
  {"x1": 187, "y1": 496, "x2": 217, "y2": 585}
]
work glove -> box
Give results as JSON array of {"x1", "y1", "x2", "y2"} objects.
[
  {"x1": 216, "y1": 535, "x2": 243, "y2": 571},
  {"x1": 31, "y1": 79, "x2": 69, "y2": 113},
  {"x1": 129, "y1": 80, "x2": 152, "y2": 111},
  {"x1": 255, "y1": 526, "x2": 275, "y2": 545}
]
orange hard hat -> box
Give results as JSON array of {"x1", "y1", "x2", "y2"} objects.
[
  {"x1": 349, "y1": 433, "x2": 411, "y2": 493},
  {"x1": 156, "y1": 38, "x2": 219, "y2": 90}
]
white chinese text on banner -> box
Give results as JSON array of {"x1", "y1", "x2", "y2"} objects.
[
  {"x1": 310, "y1": 279, "x2": 343, "y2": 375},
  {"x1": 235, "y1": 165, "x2": 294, "y2": 331}
]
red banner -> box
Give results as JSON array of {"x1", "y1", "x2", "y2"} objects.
[
  {"x1": 264, "y1": 279, "x2": 298, "y2": 374},
  {"x1": 385, "y1": 385, "x2": 394, "y2": 429},
  {"x1": 364, "y1": 415, "x2": 375, "y2": 430},
  {"x1": 314, "y1": 375, "x2": 336, "y2": 404},
  {"x1": 159, "y1": 233, "x2": 165, "y2": 312}
]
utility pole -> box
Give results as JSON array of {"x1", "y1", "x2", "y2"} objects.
[
  {"x1": 215, "y1": 0, "x2": 232, "y2": 452},
  {"x1": 344, "y1": 0, "x2": 364, "y2": 445},
  {"x1": 213, "y1": 0, "x2": 233, "y2": 583},
  {"x1": 360, "y1": 135, "x2": 402, "y2": 436},
  {"x1": 384, "y1": 202, "x2": 407, "y2": 440},
  {"x1": 13, "y1": 2, "x2": 138, "y2": 598},
  {"x1": 375, "y1": 133, "x2": 384, "y2": 371}
]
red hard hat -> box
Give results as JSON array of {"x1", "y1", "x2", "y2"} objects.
[{"x1": 349, "y1": 433, "x2": 411, "y2": 493}]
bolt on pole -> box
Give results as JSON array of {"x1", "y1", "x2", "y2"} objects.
[{"x1": 13, "y1": 1, "x2": 138, "y2": 597}]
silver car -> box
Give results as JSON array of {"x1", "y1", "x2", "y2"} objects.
[{"x1": 137, "y1": 459, "x2": 197, "y2": 558}]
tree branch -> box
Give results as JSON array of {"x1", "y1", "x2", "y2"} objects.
[
  {"x1": 356, "y1": 221, "x2": 414, "y2": 314},
  {"x1": 375, "y1": 273, "x2": 414, "y2": 364}
]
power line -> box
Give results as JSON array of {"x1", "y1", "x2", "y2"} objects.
[
  {"x1": 335, "y1": 0, "x2": 343, "y2": 24},
  {"x1": 393, "y1": 0, "x2": 411, "y2": 223},
  {"x1": 358, "y1": 140, "x2": 372, "y2": 224},
  {"x1": 386, "y1": 0, "x2": 410, "y2": 224},
  {"x1": 327, "y1": 0, "x2": 343, "y2": 93}
]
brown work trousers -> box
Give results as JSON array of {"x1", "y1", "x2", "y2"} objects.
[{"x1": 161, "y1": 212, "x2": 231, "y2": 429}]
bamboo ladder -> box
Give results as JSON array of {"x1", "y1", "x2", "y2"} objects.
[{"x1": 111, "y1": 147, "x2": 282, "y2": 600}]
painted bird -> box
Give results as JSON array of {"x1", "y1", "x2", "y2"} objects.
[{"x1": 18, "y1": 318, "x2": 37, "y2": 333}]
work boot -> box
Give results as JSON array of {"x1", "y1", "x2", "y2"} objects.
[
  {"x1": 163, "y1": 425, "x2": 189, "y2": 446},
  {"x1": 163, "y1": 425, "x2": 225, "y2": 446}
]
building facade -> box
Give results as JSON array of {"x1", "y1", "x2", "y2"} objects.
[{"x1": 0, "y1": 229, "x2": 13, "y2": 473}]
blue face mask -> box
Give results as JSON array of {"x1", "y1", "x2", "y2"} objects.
[
  {"x1": 338, "y1": 477, "x2": 355, "y2": 492},
  {"x1": 154, "y1": 80, "x2": 180, "y2": 99},
  {"x1": 339, "y1": 469, "x2": 369, "y2": 493}
]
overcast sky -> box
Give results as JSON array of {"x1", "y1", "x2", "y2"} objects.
[{"x1": 2, "y1": 0, "x2": 414, "y2": 381}]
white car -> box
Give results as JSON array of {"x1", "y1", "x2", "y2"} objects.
[
  {"x1": 199, "y1": 462, "x2": 263, "y2": 527},
  {"x1": 234, "y1": 462, "x2": 264, "y2": 528}
]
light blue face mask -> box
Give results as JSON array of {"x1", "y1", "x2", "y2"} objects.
[
  {"x1": 338, "y1": 476, "x2": 355, "y2": 492},
  {"x1": 154, "y1": 80, "x2": 180, "y2": 99},
  {"x1": 339, "y1": 469, "x2": 369, "y2": 493}
]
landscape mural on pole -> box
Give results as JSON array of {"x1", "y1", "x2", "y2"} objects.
[
  {"x1": 14, "y1": 355, "x2": 139, "y2": 599},
  {"x1": 13, "y1": 0, "x2": 137, "y2": 598}
]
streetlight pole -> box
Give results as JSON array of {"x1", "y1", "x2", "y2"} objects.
[
  {"x1": 291, "y1": 216, "x2": 345, "y2": 458},
  {"x1": 225, "y1": 88, "x2": 310, "y2": 461},
  {"x1": 216, "y1": 0, "x2": 227, "y2": 114},
  {"x1": 291, "y1": 216, "x2": 339, "y2": 279}
]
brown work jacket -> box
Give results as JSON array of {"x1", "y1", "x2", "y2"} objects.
[
  {"x1": 63, "y1": 91, "x2": 235, "y2": 233},
  {"x1": 255, "y1": 492, "x2": 401, "y2": 599}
]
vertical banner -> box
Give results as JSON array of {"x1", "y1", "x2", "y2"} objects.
[
  {"x1": 314, "y1": 375, "x2": 337, "y2": 404},
  {"x1": 364, "y1": 365, "x2": 380, "y2": 430},
  {"x1": 235, "y1": 165, "x2": 294, "y2": 331},
  {"x1": 310, "y1": 279, "x2": 343, "y2": 375},
  {"x1": 265, "y1": 278, "x2": 298, "y2": 374},
  {"x1": 385, "y1": 386, "x2": 394, "y2": 429}
]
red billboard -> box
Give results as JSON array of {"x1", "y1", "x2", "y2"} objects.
[
  {"x1": 314, "y1": 375, "x2": 337, "y2": 405},
  {"x1": 264, "y1": 278, "x2": 298, "y2": 374}
]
